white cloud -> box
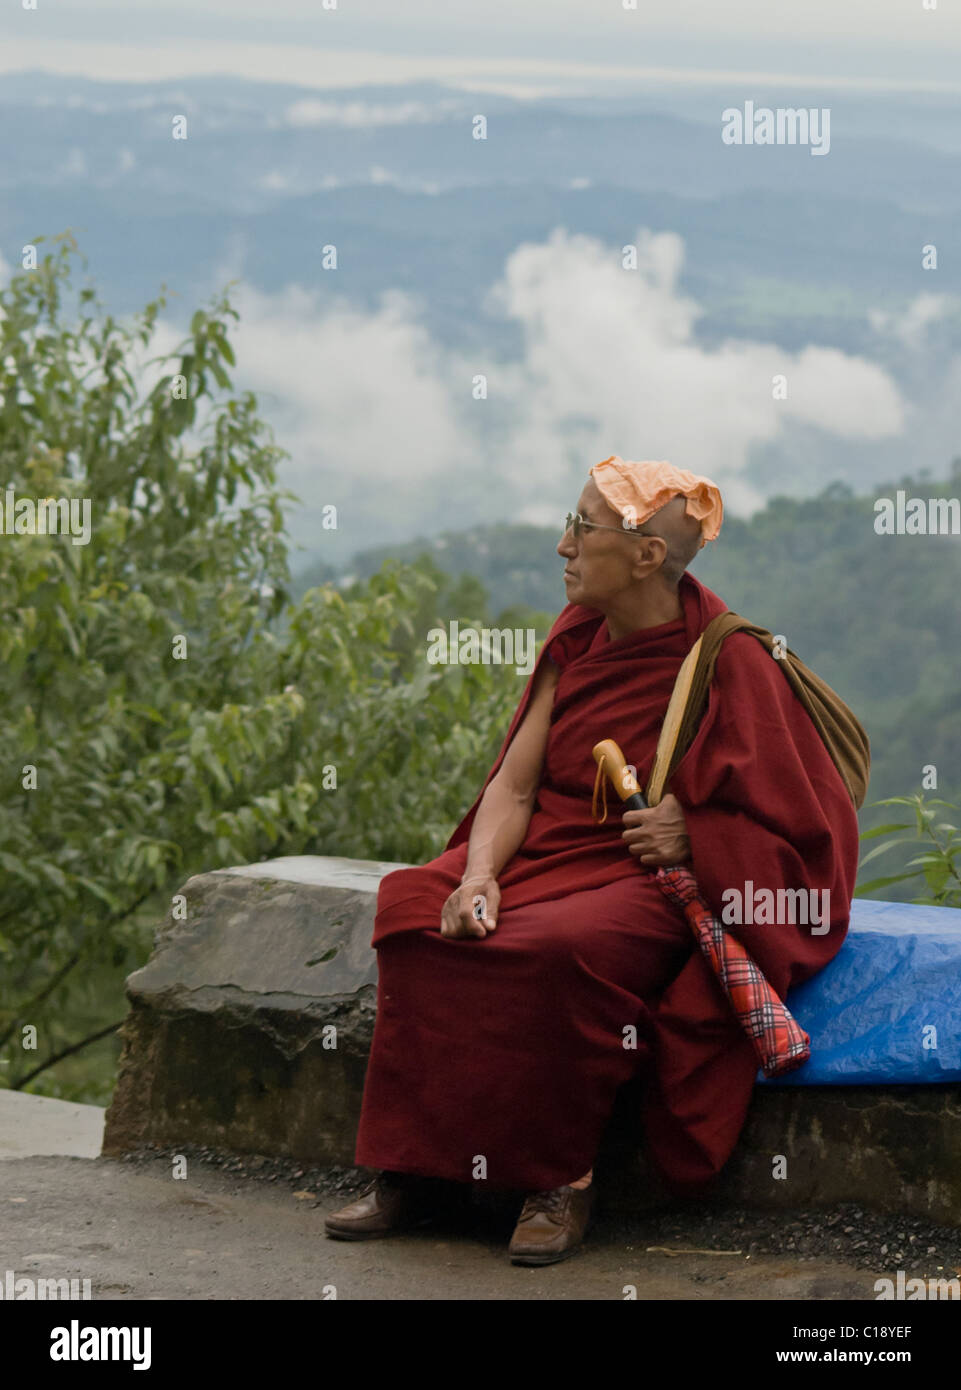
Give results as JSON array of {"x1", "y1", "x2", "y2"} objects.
[
  {"x1": 775, "y1": 345, "x2": 905, "y2": 437},
  {"x1": 203, "y1": 281, "x2": 479, "y2": 544},
  {"x1": 481, "y1": 227, "x2": 904, "y2": 519},
  {"x1": 169, "y1": 225, "x2": 911, "y2": 553},
  {"x1": 282, "y1": 98, "x2": 459, "y2": 128},
  {"x1": 869, "y1": 292, "x2": 955, "y2": 348},
  {"x1": 0, "y1": 41, "x2": 955, "y2": 95},
  {"x1": 259, "y1": 168, "x2": 343, "y2": 192},
  {"x1": 8, "y1": 221, "x2": 936, "y2": 565}
]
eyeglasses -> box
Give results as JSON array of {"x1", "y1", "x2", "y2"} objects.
[{"x1": 564, "y1": 511, "x2": 647, "y2": 539}]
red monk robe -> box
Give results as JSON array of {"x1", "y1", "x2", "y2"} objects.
[{"x1": 354, "y1": 570, "x2": 860, "y2": 1196}]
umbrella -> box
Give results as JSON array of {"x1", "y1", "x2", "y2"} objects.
[{"x1": 592, "y1": 738, "x2": 810, "y2": 1079}]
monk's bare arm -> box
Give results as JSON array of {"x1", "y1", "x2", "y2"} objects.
[
  {"x1": 440, "y1": 660, "x2": 559, "y2": 938},
  {"x1": 463, "y1": 660, "x2": 559, "y2": 879}
]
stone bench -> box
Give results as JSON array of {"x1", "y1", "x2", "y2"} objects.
[{"x1": 102, "y1": 857, "x2": 961, "y2": 1225}]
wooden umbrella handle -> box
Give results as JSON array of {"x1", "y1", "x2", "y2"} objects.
[{"x1": 592, "y1": 739, "x2": 648, "y2": 811}]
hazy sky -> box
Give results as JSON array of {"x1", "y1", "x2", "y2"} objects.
[
  {"x1": 2, "y1": 1, "x2": 957, "y2": 551},
  {"x1": 1, "y1": 0, "x2": 959, "y2": 92}
]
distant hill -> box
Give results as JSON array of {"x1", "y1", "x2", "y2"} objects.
[{"x1": 3, "y1": 71, "x2": 960, "y2": 356}]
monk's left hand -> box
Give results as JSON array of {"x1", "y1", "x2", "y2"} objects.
[{"x1": 621, "y1": 794, "x2": 691, "y2": 866}]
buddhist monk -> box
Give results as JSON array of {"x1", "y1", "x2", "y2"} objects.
[{"x1": 325, "y1": 456, "x2": 861, "y2": 1265}]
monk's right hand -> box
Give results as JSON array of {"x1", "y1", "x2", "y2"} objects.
[{"x1": 440, "y1": 875, "x2": 501, "y2": 939}]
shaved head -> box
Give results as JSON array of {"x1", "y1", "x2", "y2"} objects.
[{"x1": 635, "y1": 494, "x2": 704, "y2": 587}]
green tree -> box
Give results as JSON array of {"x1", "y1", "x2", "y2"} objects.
[
  {"x1": 0, "y1": 237, "x2": 521, "y2": 1099},
  {"x1": 0, "y1": 233, "x2": 295, "y2": 1094},
  {"x1": 856, "y1": 795, "x2": 961, "y2": 907}
]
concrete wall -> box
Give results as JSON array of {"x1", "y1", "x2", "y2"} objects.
[{"x1": 102, "y1": 857, "x2": 961, "y2": 1225}]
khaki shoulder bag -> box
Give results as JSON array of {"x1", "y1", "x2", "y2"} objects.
[{"x1": 645, "y1": 613, "x2": 871, "y2": 810}]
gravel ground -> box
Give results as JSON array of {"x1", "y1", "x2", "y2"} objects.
[{"x1": 117, "y1": 1142, "x2": 961, "y2": 1279}]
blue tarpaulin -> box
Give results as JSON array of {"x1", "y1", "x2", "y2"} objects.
[{"x1": 756, "y1": 898, "x2": 961, "y2": 1086}]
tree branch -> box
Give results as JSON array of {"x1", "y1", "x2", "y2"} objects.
[
  {"x1": 0, "y1": 951, "x2": 83, "y2": 1052},
  {"x1": 0, "y1": 885, "x2": 157, "y2": 1051},
  {"x1": 12, "y1": 1020, "x2": 124, "y2": 1090}
]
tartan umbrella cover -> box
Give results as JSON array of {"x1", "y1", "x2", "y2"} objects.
[{"x1": 654, "y1": 864, "x2": 810, "y2": 1078}]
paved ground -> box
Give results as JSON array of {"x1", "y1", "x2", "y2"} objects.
[
  {"x1": 0, "y1": 1090, "x2": 104, "y2": 1160},
  {"x1": 2, "y1": 1093, "x2": 958, "y2": 1301},
  {"x1": 0, "y1": 1150, "x2": 935, "y2": 1302}
]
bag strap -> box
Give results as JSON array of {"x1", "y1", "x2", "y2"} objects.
[
  {"x1": 644, "y1": 611, "x2": 870, "y2": 809},
  {"x1": 645, "y1": 613, "x2": 778, "y2": 805},
  {"x1": 654, "y1": 612, "x2": 756, "y2": 800},
  {"x1": 645, "y1": 634, "x2": 704, "y2": 806}
]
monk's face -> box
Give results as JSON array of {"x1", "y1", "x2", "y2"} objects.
[{"x1": 557, "y1": 477, "x2": 658, "y2": 608}]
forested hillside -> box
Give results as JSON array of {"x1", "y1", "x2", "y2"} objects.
[{"x1": 296, "y1": 466, "x2": 961, "y2": 808}]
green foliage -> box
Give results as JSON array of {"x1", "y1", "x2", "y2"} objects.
[
  {"x1": 0, "y1": 234, "x2": 290, "y2": 1094},
  {"x1": 281, "y1": 566, "x2": 519, "y2": 864},
  {"x1": 855, "y1": 794, "x2": 961, "y2": 908},
  {"x1": 0, "y1": 238, "x2": 520, "y2": 1100}
]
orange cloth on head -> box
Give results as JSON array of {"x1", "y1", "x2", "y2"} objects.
[{"x1": 590, "y1": 456, "x2": 723, "y2": 548}]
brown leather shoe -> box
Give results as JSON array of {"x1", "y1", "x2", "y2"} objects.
[
  {"x1": 508, "y1": 1184, "x2": 594, "y2": 1265},
  {"x1": 324, "y1": 1171, "x2": 432, "y2": 1240}
]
